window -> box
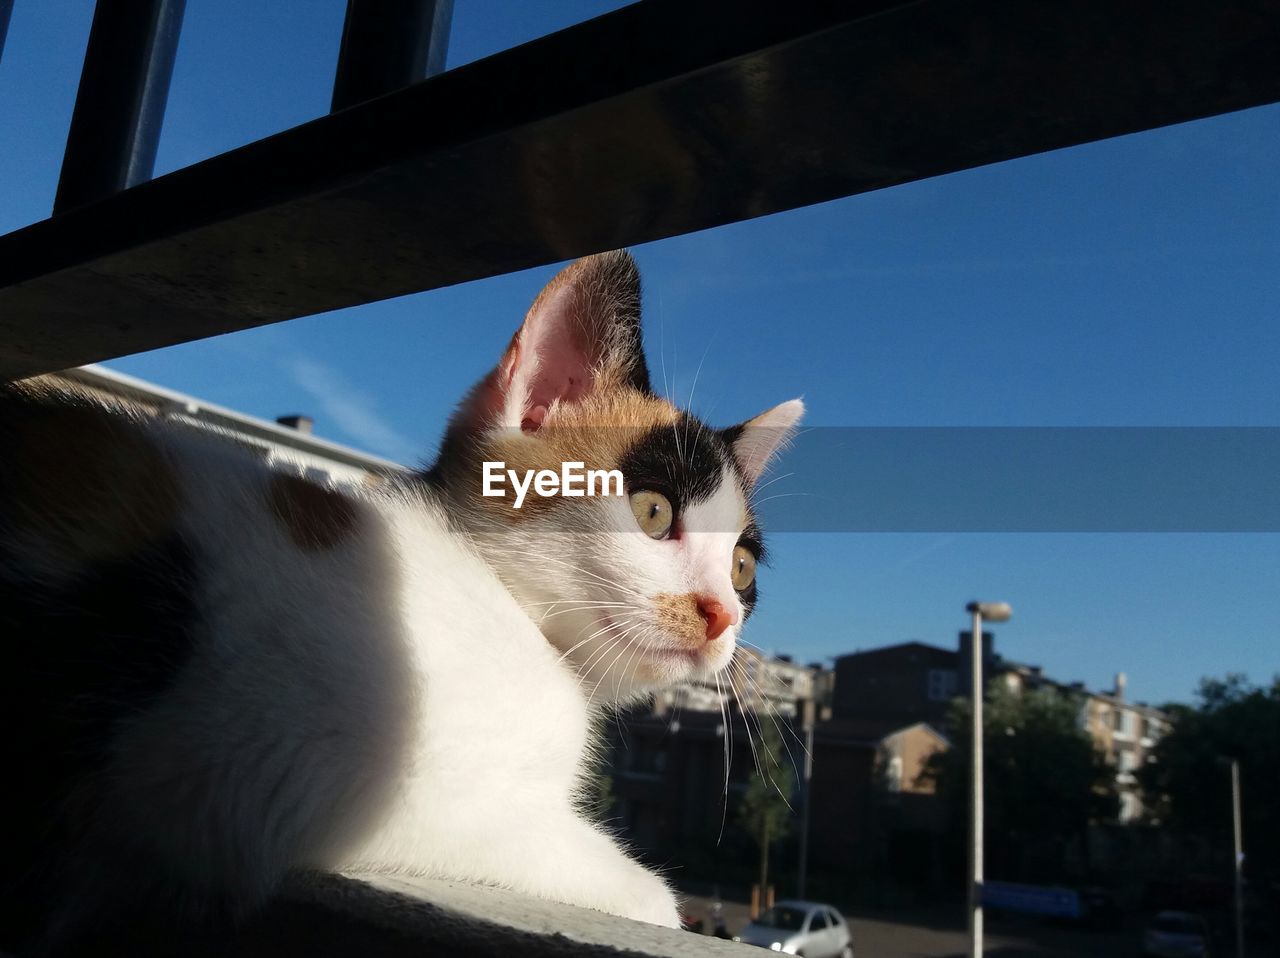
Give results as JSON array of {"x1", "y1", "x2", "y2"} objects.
[
  {"x1": 809, "y1": 911, "x2": 828, "y2": 931},
  {"x1": 1117, "y1": 710, "x2": 1137, "y2": 738},
  {"x1": 927, "y1": 669, "x2": 957, "y2": 701},
  {"x1": 886, "y1": 755, "x2": 904, "y2": 793},
  {"x1": 756, "y1": 906, "x2": 807, "y2": 931}
]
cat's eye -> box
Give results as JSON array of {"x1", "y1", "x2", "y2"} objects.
[
  {"x1": 630, "y1": 490, "x2": 673, "y2": 539},
  {"x1": 731, "y1": 545, "x2": 756, "y2": 592}
]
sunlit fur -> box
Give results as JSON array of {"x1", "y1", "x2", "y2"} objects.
[
  {"x1": 447, "y1": 457, "x2": 749, "y2": 704},
  {"x1": 0, "y1": 251, "x2": 802, "y2": 952}
]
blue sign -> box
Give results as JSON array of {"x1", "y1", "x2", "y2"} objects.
[{"x1": 983, "y1": 881, "x2": 1080, "y2": 919}]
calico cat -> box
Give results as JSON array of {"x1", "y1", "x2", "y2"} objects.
[{"x1": 0, "y1": 251, "x2": 802, "y2": 952}]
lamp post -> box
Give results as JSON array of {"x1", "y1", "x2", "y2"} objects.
[
  {"x1": 965, "y1": 600, "x2": 1012, "y2": 958},
  {"x1": 1230, "y1": 758, "x2": 1245, "y2": 958}
]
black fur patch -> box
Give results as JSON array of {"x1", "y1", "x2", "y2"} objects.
[
  {"x1": 617, "y1": 414, "x2": 731, "y2": 513},
  {"x1": 0, "y1": 535, "x2": 201, "y2": 951}
]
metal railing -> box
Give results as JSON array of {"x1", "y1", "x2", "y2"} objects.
[{"x1": 2, "y1": 0, "x2": 1278, "y2": 382}]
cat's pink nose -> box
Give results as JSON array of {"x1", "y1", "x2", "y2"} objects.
[{"x1": 697, "y1": 597, "x2": 735, "y2": 642}]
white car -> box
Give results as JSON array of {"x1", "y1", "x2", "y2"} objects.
[
  {"x1": 1142, "y1": 910, "x2": 1212, "y2": 958},
  {"x1": 734, "y1": 900, "x2": 854, "y2": 958}
]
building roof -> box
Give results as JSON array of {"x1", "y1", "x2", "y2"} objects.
[
  {"x1": 833, "y1": 641, "x2": 953, "y2": 664},
  {"x1": 59, "y1": 364, "x2": 409, "y2": 476}
]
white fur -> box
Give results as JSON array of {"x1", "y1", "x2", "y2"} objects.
[
  {"x1": 477, "y1": 464, "x2": 749, "y2": 705},
  {"x1": 70, "y1": 423, "x2": 681, "y2": 932}
]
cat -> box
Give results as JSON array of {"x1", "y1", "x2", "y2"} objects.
[{"x1": 0, "y1": 250, "x2": 802, "y2": 953}]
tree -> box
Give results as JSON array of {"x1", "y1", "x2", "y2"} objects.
[
  {"x1": 921, "y1": 683, "x2": 1117, "y2": 882},
  {"x1": 737, "y1": 716, "x2": 796, "y2": 897},
  {"x1": 1139, "y1": 674, "x2": 1280, "y2": 886}
]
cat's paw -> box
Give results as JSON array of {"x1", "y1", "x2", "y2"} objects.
[{"x1": 619, "y1": 869, "x2": 681, "y2": 929}]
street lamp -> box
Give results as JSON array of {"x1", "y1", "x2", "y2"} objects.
[
  {"x1": 1212, "y1": 754, "x2": 1247, "y2": 958},
  {"x1": 965, "y1": 600, "x2": 1012, "y2": 958},
  {"x1": 1228, "y1": 758, "x2": 1245, "y2": 958}
]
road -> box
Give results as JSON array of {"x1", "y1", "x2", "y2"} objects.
[{"x1": 681, "y1": 893, "x2": 1141, "y2": 957}]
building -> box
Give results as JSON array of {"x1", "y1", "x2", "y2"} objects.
[
  {"x1": 832, "y1": 635, "x2": 1170, "y2": 823},
  {"x1": 54, "y1": 364, "x2": 407, "y2": 485},
  {"x1": 1075, "y1": 675, "x2": 1170, "y2": 823},
  {"x1": 831, "y1": 640, "x2": 964, "y2": 729},
  {"x1": 606, "y1": 648, "x2": 949, "y2": 884},
  {"x1": 609, "y1": 647, "x2": 825, "y2": 859}
]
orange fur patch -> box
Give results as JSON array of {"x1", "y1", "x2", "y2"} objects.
[
  {"x1": 2, "y1": 390, "x2": 182, "y2": 562},
  {"x1": 468, "y1": 388, "x2": 680, "y2": 520},
  {"x1": 267, "y1": 473, "x2": 358, "y2": 552},
  {"x1": 653, "y1": 592, "x2": 705, "y2": 647}
]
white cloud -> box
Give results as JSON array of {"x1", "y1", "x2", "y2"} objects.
[{"x1": 285, "y1": 356, "x2": 420, "y2": 465}]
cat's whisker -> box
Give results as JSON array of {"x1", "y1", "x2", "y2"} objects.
[
  {"x1": 714, "y1": 669, "x2": 731, "y2": 846},
  {"x1": 751, "y1": 491, "x2": 817, "y2": 506},
  {"x1": 575, "y1": 635, "x2": 630, "y2": 697},
  {"x1": 667, "y1": 344, "x2": 685, "y2": 467},
  {"x1": 529, "y1": 600, "x2": 636, "y2": 624},
  {"x1": 730, "y1": 653, "x2": 813, "y2": 764},
  {"x1": 604, "y1": 625, "x2": 642, "y2": 702},
  {"x1": 555, "y1": 626, "x2": 628, "y2": 668},
  {"x1": 610, "y1": 623, "x2": 648, "y2": 702},
  {"x1": 571, "y1": 614, "x2": 649, "y2": 690},
  {"x1": 726, "y1": 658, "x2": 794, "y2": 809},
  {"x1": 680, "y1": 347, "x2": 710, "y2": 468},
  {"x1": 728, "y1": 676, "x2": 790, "y2": 811},
  {"x1": 587, "y1": 624, "x2": 645, "y2": 701},
  {"x1": 728, "y1": 680, "x2": 802, "y2": 818},
  {"x1": 522, "y1": 599, "x2": 635, "y2": 608},
  {"x1": 724, "y1": 667, "x2": 763, "y2": 779},
  {"x1": 537, "y1": 603, "x2": 636, "y2": 623},
  {"x1": 657, "y1": 289, "x2": 674, "y2": 405},
  {"x1": 564, "y1": 612, "x2": 647, "y2": 674},
  {"x1": 748, "y1": 683, "x2": 806, "y2": 778},
  {"x1": 511, "y1": 553, "x2": 648, "y2": 601},
  {"x1": 557, "y1": 613, "x2": 642, "y2": 672},
  {"x1": 752, "y1": 471, "x2": 795, "y2": 494}
]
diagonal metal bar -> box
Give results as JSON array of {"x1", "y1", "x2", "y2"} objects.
[
  {"x1": 0, "y1": 0, "x2": 13, "y2": 66},
  {"x1": 331, "y1": 0, "x2": 454, "y2": 112},
  {"x1": 53, "y1": 0, "x2": 188, "y2": 213},
  {"x1": 2, "y1": 0, "x2": 1279, "y2": 382}
]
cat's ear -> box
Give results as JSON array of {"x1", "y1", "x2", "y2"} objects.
[
  {"x1": 723, "y1": 399, "x2": 804, "y2": 486},
  {"x1": 467, "y1": 251, "x2": 651, "y2": 432}
]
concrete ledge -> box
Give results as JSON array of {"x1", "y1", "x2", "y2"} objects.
[{"x1": 220, "y1": 872, "x2": 750, "y2": 957}]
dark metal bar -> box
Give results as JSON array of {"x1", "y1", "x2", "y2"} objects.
[
  {"x1": 53, "y1": 0, "x2": 187, "y2": 213},
  {"x1": 2, "y1": 0, "x2": 1278, "y2": 381},
  {"x1": 0, "y1": 0, "x2": 14, "y2": 66},
  {"x1": 331, "y1": 0, "x2": 453, "y2": 112}
]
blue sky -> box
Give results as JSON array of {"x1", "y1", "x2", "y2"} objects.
[{"x1": 3, "y1": 1, "x2": 1277, "y2": 706}]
